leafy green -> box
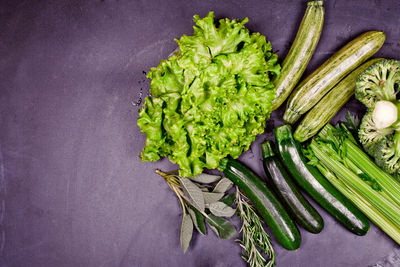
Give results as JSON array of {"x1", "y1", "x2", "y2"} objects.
[{"x1": 138, "y1": 12, "x2": 280, "y2": 176}]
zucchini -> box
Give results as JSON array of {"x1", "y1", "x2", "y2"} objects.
[
  {"x1": 271, "y1": 0, "x2": 324, "y2": 111},
  {"x1": 283, "y1": 31, "x2": 385, "y2": 124},
  {"x1": 261, "y1": 140, "x2": 324, "y2": 233},
  {"x1": 293, "y1": 58, "x2": 383, "y2": 142},
  {"x1": 274, "y1": 125, "x2": 370, "y2": 235},
  {"x1": 218, "y1": 158, "x2": 301, "y2": 250}
]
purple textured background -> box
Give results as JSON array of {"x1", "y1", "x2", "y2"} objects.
[{"x1": 1, "y1": 0, "x2": 400, "y2": 266}]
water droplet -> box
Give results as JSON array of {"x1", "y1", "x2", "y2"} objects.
[{"x1": 132, "y1": 88, "x2": 143, "y2": 106}]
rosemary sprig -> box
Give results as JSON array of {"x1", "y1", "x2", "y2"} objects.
[{"x1": 236, "y1": 187, "x2": 275, "y2": 267}]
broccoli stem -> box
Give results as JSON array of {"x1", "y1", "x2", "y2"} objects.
[
  {"x1": 372, "y1": 100, "x2": 398, "y2": 129},
  {"x1": 392, "y1": 101, "x2": 400, "y2": 129}
]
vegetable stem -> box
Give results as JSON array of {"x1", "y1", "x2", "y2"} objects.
[
  {"x1": 343, "y1": 139, "x2": 400, "y2": 208},
  {"x1": 310, "y1": 140, "x2": 400, "y2": 230},
  {"x1": 315, "y1": 164, "x2": 400, "y2": 245}
]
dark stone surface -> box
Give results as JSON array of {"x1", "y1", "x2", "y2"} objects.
[{"x1": 0, "y1": 0, "x2": 400, "y2": 266}]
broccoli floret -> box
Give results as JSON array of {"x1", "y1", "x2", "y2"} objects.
[
  {"x1": 373, "y1": 133, "x2": 400, "y2": 174},
  {"x1": 355, "y1": 59, "x2": 400, "y2": 109},
  {"x1": 359, "y1": 111, "x2": 394, "y2": 155},
  {"x1": 356, "y1": 59, "x2": 400, "y2": 176}
]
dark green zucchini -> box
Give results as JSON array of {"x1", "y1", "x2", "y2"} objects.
[
  {"x1": 218, "y1": 158, "x2": 301, "y2": 250},
  {"x1": 261, "y1": 140, "x2": 324, "y2": 233},
  {"x1": 274, "y1": 125, "x2": 370, "y2": 236}
]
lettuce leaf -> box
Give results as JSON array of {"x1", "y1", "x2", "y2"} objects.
[{"x1": 137, "y1": 12, "x2": 280, "y2": 176}]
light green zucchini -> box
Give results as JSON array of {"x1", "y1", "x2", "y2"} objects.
[
  {"x1": 272, "y1": 1, "x2": 324, "y2": 111},
  {"x1": 293, "y1": 58, "x2": 383, "y2": 142},
  {"x1": 283, "y1": 31, "x2": 385, "y2": 124}
]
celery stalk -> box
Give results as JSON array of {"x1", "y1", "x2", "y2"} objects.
[
  {"x1": 343, "y1": 157, "x2": 396, "y2": 205},
  {"x1": 316, "y1": 164, "x2": 400, "y2": 245},
  {"x1": 310, "y1": 140, "x2": 400, "y2": 230},
  {"x1": 343, "y1": 138, "x2": 400, "y2": 208},
  {"x1": 319, "y1": 124, "x2": 400, "y2": 208}
]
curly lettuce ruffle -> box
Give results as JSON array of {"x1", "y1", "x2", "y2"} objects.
[{"x1": 137, "y1": 11, "x2": 280, "y2": 177}]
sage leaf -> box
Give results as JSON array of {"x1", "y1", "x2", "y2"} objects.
[
  {"x1": 206, "y1": 214, "x2": 236, "y2": 239},
  {"x1": 179, "y1": 177, "x2": 205, "y2": 212},
  {"x1": 203, "y1": 192, "x2": 224, "y2": 204},
  {"x1": 180, "y1": 213, "x2": 193, "y2": 253},
  {"x1": 188, "y1": 207, "x2": 206, "y2": 235},
  {"x1": 209, "y1": 201, "x2": 236, "y2": 217},
  {"x1": 212, "y1": 178, "x2": 233, "y2": 193},
  {"x1": 189, "y1": 173, "x2": 222, "y2": 184},
  {"x1": 200, "y1": 187, "x2": 209, "y2": 192},
  {"x1": 221, "y1": 194, "x2": 236, "y2": 207}
]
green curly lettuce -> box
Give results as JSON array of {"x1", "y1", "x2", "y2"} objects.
[{"x1": 137, "y1": 12, "x2": 280, "y2": 176}]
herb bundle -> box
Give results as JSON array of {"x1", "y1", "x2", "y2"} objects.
[
  {"x1": 235, "y1": 187, "x2": 276, "y2": 267},
  {"x1": 156, "y1": 170, "x2": 237, "y2": 252},
  {"x1": 157, "y1": 170, "x2": 276, "y2": 267}
]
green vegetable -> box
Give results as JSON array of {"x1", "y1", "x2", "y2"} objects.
[
  {"x1": 294, "y1": 58, "x2": 382, "y2": 142},
  {"x1": 271, "y1": 0, "x2": 324, "y2": 110},
  {"x1": 138, "y1": 12, "x2": 280, "y2": 177},
  {"x1": 274, "y1": 125, "x2": 370, "y2": 235},
  {"x1": 310, "y1": 161, "x2": 400, "y2": 245},
  {"x1": 261, "y1": 140, "x2": 324, "y2": 233},
  {"x1": 355, "y1": 59, "x2": 400, "y2": 176},
  {"x1": 305, "y1": 123, "x2": 400, "y2": 232},
  {"x1": 284, "y1": 31, "x2": 385, "y2": 124},
  {"x1": 236, "y1": 187, "x2": 276, "y2": 267},
  {"x1": 219, "y1": 157, "x2": 301, "y2": 250},
  {"x1": 156, "y1": 170, "x2": 237, "y2": 252}
]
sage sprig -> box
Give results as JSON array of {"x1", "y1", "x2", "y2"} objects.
[
  {"x1": 236, "y1": 187, "x2": 276, "y2": 267},
  {"x1": 156, "y1": 169, "x2": 237, "y2": 253}
]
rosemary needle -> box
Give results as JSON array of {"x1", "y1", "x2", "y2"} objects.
[{"x1": 236, "y1": 187, "x2": 276, "y2": 267}]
